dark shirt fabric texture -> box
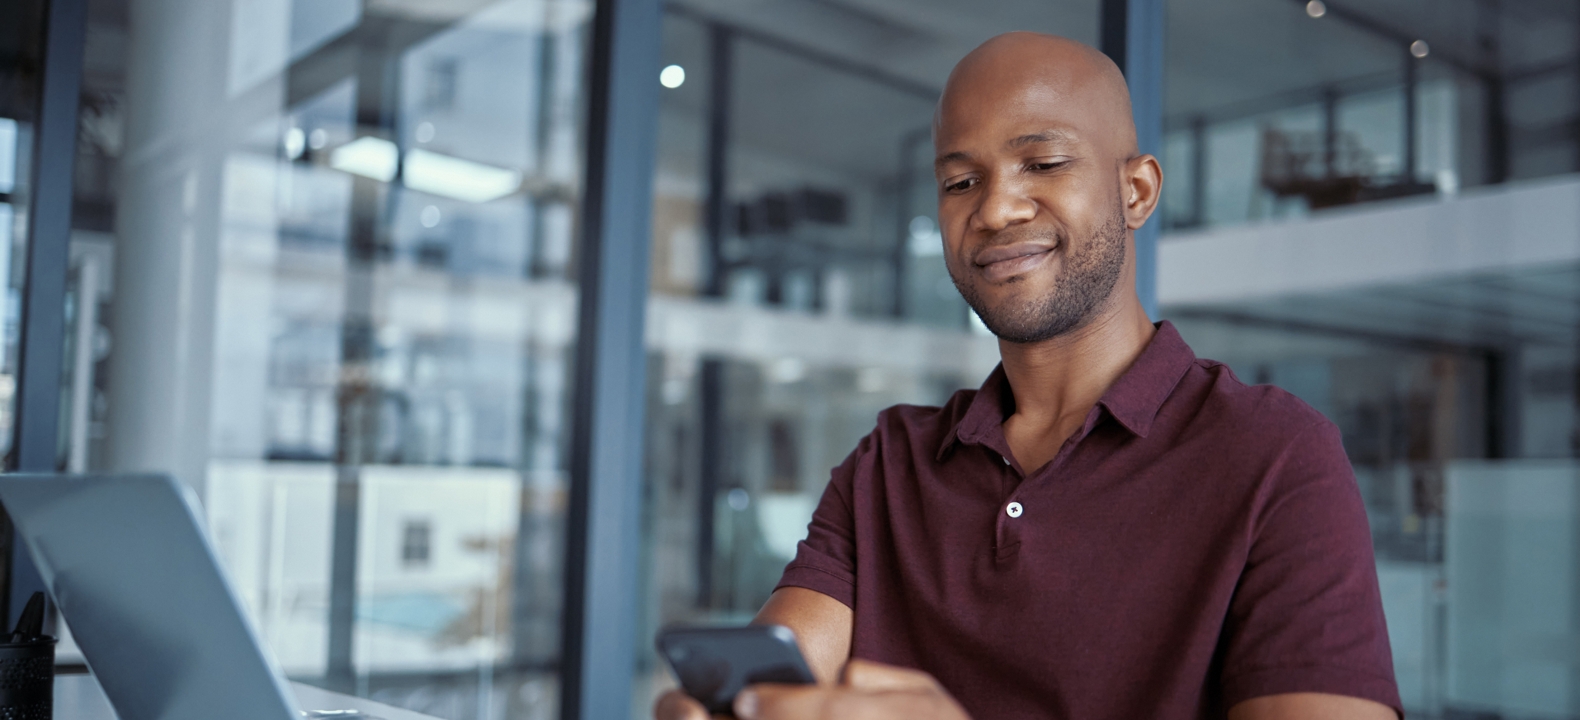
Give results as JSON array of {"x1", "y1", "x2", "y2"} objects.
[{"x1": 775, "y1": 321, "x2": 1401, "y2": 720}]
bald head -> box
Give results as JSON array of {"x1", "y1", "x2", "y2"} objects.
[{"x1": 937, "y1": 32, "x2": 1137, "y2": 158}]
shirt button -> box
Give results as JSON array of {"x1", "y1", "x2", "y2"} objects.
[{"x1": 1006, "y1": 501, "x2": 1023, "y2": 518}]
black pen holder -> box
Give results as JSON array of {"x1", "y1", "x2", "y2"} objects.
[{"x1": 0, "y1": 637, "x2": 54, "y2": 720}]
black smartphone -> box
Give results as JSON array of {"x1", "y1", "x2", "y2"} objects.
[{"x1": 656, "y1": 624, "x2": 817, "y2": 716}]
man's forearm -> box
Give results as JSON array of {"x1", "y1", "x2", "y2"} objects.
[
  {"x1": 1228, "y1": 692, "x2": 1398, "y2": 720},
  {"x1": 751, "y1": 587, "x2": 853, "y2": 685}
]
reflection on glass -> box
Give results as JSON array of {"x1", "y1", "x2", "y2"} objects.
[{"x1": 72, "y1": 1, "x2": 591, "y2": 718}]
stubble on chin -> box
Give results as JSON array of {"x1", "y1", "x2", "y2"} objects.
[{"x1": 950, "y1": 207, "x2": 1127, "y2": 344}]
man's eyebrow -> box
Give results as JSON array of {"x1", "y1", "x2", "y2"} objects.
[
  {"x1": 935, "y1": 131, "x2": 1080, "y2": 170},
  {"x1": 1008, "y1": 130, "x2": 1077, "y2": 149},
  {"x1": 933, "y1": 151, "x2": 973, "y2": 171}
]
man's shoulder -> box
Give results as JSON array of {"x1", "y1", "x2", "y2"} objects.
[
  {"x1": 1176, "y1": 359, "x2": 1355, "y2": 513},
  {"x1": 1180, "y1": 357, "x2": 1337, "y2": 443},
  {"x1": 863, "y1": 388, "x2": 977, "y2": 450},
  {"x1": 878, "y1": 387, "x2": 975, "y2": 429}
]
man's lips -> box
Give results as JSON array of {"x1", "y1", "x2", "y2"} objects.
[{"x1": 973, "y1": 241, "x2": 1057, "y2": 282}]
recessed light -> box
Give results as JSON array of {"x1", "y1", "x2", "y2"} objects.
[
  {"x1": 660, "y1": 64, "x2": 686, "y2": 89},
  {"x1": 1410, "y1": 40, "x2": 1429, "y2": 58},
  {"x1": 1306, "y1": 0, "x2": 1327, "y2": 18}
]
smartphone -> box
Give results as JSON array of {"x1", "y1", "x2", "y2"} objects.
[{"x1": 656, "y1": 624, "x2": 817, "y2": 715}]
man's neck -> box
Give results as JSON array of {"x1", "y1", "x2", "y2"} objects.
[{"x1": 997, "y1": 292, "x2": 1156, "y2": 472}]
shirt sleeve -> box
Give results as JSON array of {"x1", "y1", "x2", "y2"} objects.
[
  {"x1": 772, "y1": 434, "x2": 869, "y2": 609},
  {"x1": 1218, "y1": 420, "x2": 1403, "y2": 717}
]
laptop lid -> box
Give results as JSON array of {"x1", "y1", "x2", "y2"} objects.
[{"x1": 0, "y1": 473, "x2": 300, "y2": 720}]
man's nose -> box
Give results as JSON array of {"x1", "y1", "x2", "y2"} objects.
[{"x1": 974, "y1": 175, "x2": 1038, "y2": 231}]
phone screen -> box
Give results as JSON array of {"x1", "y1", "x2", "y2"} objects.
[{"x1": 656, "y1": 624, "x2": 817, "y2": 716}]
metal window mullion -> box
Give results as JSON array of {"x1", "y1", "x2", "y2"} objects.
[
  {"x1": 6, "y1": 0, "x2": 88, "y2": 627},
  {"x1": 695, "y1": 22, "x2": 732, "y2": 610},
  {"x1": 1403, "y1": 45, "x2": 1419, "y2": 183},
  {"x1": 1101, "y1": 0, "x2": 1163, "y2": 319},
  {"x1": 15, "y1": 0, "x2": 86, "y2": 473},
  {"x1": 558, "y1": 0, "x2": 661, "y2": 717}
]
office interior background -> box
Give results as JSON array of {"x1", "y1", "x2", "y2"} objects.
[{"x1": 1, "y1": 0, "x2": 1578, "y2": 718}]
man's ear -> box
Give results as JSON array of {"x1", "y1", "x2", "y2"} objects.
[{"x1": 1123, "y1": 154, "x2": 1163, "y2": 231}]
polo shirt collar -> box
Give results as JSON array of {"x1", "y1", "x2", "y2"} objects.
[
  {"x1": 1096, "y1": 321, "x2": 1196, "y2": 437},
  {"x1": 937, "y1": 321, "x2": 1196, "y2": 461}
]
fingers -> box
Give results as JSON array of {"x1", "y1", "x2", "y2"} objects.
[
  {"x1": 841, "y1": 659, "x2": 942, "y2": 692},
  {"x1": 735, "y1": 683, "x2": 830, "y2": 720},
  {"x1": 737, "y1": 680, "x2": 970, "y2": 720},
  {"x1": 653, "y1": 689, "x2": 710, "y2": 720}
]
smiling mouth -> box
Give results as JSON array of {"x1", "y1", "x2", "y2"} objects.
[{"x1": 974, "y1": 242, "x2": 1058, "y2": 281}]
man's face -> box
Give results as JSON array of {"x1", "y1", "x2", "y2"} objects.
[{"x1": 933, "y1": 75, "x2": 1130, "y2": 344}]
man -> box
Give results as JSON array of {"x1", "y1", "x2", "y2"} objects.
[{"x1": 658, "y1": 32, "x2": 1400, "y2": 720}]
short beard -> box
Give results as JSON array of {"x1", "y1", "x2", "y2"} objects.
[{"x1": 952, "y1": 204, "x2": 1128, "y2": 344}]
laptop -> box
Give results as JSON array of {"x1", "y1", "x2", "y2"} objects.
[{"x1": 0, "y1": 473, "x2": 302, "y2": 720}]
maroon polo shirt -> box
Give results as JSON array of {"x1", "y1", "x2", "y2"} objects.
[{"x1": 775, "y1": 321, "x2": 1401, "y2": 719}]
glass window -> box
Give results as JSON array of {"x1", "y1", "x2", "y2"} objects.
[
  {"x1": 71, "y1": 1, "x2": 592, "y2": 717},
  {"x1": 1159, "y1": 0, "x2": 1564, "y2": 231},
  {"x1": 23, "y1": 0, "x2": 1580, "y2": 718},
  {"x1": 401, "y1": 518, "x2": 433, "y2": 567},
  {"x1": 1163, "y1": 0, "x2": 1580, "y2": 717}
]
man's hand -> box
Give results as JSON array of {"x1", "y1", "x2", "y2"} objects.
[
  {"x1": 651, "y1": 660, "x2": 967, "y2": 720},
  {"x1": 653, "y1": 588, "x2": 854, "y2": 720},
  {"x1": 733, "y1": 659, "x2": 969, "y2": 720},
  {"x1": 651, "y1": 688, "x2": 716, "y2": 720}
]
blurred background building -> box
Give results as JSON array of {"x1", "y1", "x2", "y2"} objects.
[{"x1": 2, "y1": 0, "x2": 1579, "y2": 718}]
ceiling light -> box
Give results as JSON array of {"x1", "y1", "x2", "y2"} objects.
[
  {"x1": 403, "y1": 148, "x2": 522, "y2": 203},
  {"x1": 283, "y1": 127, "x2": 305, "y2": 159},
  {"x1": 415, "y1": 121, "x2": 436, "y2": 144},
  {"x1": 1410, "y1": 40, "x2": 1429, "y2": 58},
  {"x1": 660, "y1": 64, "x2": 686, "y2": 89},
  {"x1": 1305, "y1": 0, "x2": 1326, "y2": 18},
  {"x1": 329, "y1": 136, "x2": 399, "y2": 182},
  {"x1": 420, "y1": 205, "x2": 441, "y2": 228}
]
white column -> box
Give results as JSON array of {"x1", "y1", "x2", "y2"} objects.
[{"x1": 104, "y1": 0, "x2": 288, "y2": 498}]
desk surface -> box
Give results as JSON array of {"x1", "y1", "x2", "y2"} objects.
[{"x1": 56, "y1": 672, "x2": 442, "y2": 720}]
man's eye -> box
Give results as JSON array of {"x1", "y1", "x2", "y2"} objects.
[
  {"x1": 1030, "y1": 161, "x2": 1068, "y2": 172},
  {"x1": 944, "y1": 178, "x2": 977, "y2": 193}
]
